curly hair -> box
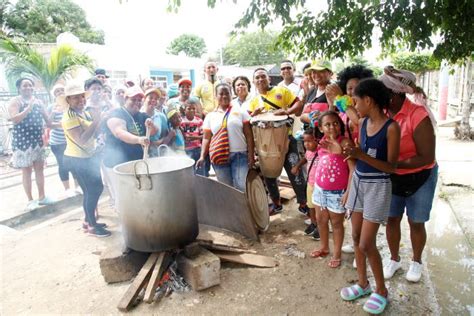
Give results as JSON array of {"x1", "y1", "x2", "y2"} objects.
[
  {"x1": 353, "y1": 78, "x2": 391, "y2": 111},
  {"x1": 232, "y1": 76, "x2": 251, "y2": 94},
  {"x1": 337, "y1": 65, "x2": 374, "y2": 95}
]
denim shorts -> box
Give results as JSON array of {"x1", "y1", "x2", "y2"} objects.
[
  {"x1": 389, "y1": 164, "x2": 438, "y2": 223},
  {"x1": 312, "y1": 184, "x2": 346, "y2": 213}
]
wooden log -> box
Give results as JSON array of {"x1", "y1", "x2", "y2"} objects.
[
  {"x1": 213, "y1": 251, "x2": 278, "y2": 268},
  {"x1": 198, "y1": 241, "x2": 257, "y2": 254},
  {"x1": 117, "y1": 252, "x2": 159, "y2": 312},
  {"x1": 144, "y1": 252, "x2": 166, "y2": 303}
]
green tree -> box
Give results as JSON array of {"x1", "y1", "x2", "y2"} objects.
[
  {"x1": 166, "y1": 34, "x2": 207, "y2": 58},
  {"x1": 0, "y1": 37, "x2": 93, "y2": 100},
  {"x1": 222, "y1": 31, "x2": 285, "y2": 66},
  {"x1": 3, "y1": 0, "x2": 104, "y2": 44},
  {"x1": 391, "y1": 52, "x2": 441, "y2": 74},
  {"x1": 169, "y1": 0, "x2": 472, "y2": 64}
]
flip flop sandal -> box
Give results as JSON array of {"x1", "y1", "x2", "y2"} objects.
[
  {"x1": 363, "y1": 293, "x2": 388, "y2": 314},
  {"x1": 328, "y1": 257, "x2": 341, "y2": 268},
  {"x1": 340, "y1": 283, "x2": 372, "y2": 301},
  {"x1": 310, "y1": 249, "x2": 329, "y2": 258}
]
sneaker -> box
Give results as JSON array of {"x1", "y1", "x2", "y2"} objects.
[
  {"x1": 82, "y1": 222, "x2": 108, "y2": 230},
  {"x1": 26, "y1": 200, "x2": 39, "y2": 211},
  {"x1": 342, "y1": 244, "x2": 355, "y2": 254},
  {"x1": 65, "y1": 189, "x2": 77, "y2": 198},
  {"x1": 269, "y1": 204, "x2": 283, "y2": 216},
  {"x1": 298, "y1": 204, "x2": 310, "y2": 215},
  {"x1": 406, "y1": 261, "x2": 423, "y2": 282},
  {"x1": 304, "y1": 218, "x2": 312, "y2": 225},
  {"x1": 87, "y1": 225, "x2": 111, "y2": 238},
  {"x1": 383, "y1": 259, "x2": 402, "y2": 279},
  {"x1": 304, "y1": 223, "x2": 316, "y2": 235},
  {"x1": 311, "y1": 228, "x2": 321, "y2": 241},
  {"x1": 38, "y1": 196, "x2": 55, "y2": 205}
]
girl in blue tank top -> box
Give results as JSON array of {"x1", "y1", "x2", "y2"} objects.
[{"x1": 339, "y1": 79, "x2": 400, "y2": 315}]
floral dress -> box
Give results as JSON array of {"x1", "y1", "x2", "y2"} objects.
[{"x1": 11, "y1": 98, "x2": 46, "y2": 168}]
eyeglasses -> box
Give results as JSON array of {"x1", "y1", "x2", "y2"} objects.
[{"x1": 280, "y1": 67, "x2": 292, "y2": 71}]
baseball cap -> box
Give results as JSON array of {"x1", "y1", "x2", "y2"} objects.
[
  {"x1": 167, "y1": 109, "x2": 179, "y2": 120},
  {"x1": 178, "y1": 78, "x2": 192, "y2": 87},
  {"x1": 167, "y1": 84, "x2": 179, "y2": 98},
  {"x1": 125, "y1": 86, "x2": 145, "y2": 98},
  {"x1": 144, "y1": 87, "x2": 162, "y2": 97},
  {"x1": 94, "y1": 68, "x2": 109, "y2": 78},
  {"x1": 304, "y1": 60, "x2": 332, "y2": 74}
]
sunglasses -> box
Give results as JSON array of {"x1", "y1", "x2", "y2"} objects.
[{"x1": 281, "y1": 66, "x2": 292, "y2": 71}]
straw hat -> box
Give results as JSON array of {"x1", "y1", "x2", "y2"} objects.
[{"x1": 57, "y1": 80, "x2": 88, "y2": 106}]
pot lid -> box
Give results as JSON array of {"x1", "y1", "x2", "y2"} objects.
[{"x1": 245, "y1": 169, "x2": 270, "y2": 231}]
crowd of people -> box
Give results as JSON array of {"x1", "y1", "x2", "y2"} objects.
[{"x1": 8, "y1": 59, "x2": 438, "y2": 314}]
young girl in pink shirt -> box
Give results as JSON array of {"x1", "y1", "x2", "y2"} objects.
[{"x1": 310, "y1": 111, "x2": 355, "y2": 269}]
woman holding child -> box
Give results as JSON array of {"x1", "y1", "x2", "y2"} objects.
[{"x1": 197, "y1": 83, "x2": 255, "y2": 192}]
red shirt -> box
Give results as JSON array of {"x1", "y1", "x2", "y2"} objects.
[
  {"x1": 181, "y1": 116, "x2": 203, "y2": 150},
  {"x1": 393, "y1": 98, "x2": 435, "y2": 175}
]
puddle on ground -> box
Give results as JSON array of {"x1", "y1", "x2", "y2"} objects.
[{"x1": 425, "y1": 198, "x2": 474, "y2": 315}]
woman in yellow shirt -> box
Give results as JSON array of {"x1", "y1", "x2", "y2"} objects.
[{"x1": 61, "y1": 80, "x2": 111, "y2": 237}]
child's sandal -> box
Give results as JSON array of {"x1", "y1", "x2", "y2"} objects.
[
  {"x1": 328, "y1": 257, "x2": 341, "y2": 268},
  {"x1": 363, "y1": 293, "x2": 388, "y2": 314},
  {"x1": 340, "y1": 283, "x2": 372, "y2": 301},
  {"x1": 310, "y1": 249, "x2": 329, "y2": 258}
]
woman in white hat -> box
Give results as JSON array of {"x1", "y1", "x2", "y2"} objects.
[
  {"x1": 61, "y1": 80, "x2": 111, "y2": 237},
  {"x1": 380, "y1": 66, "x2": 437, "y2": 283}
]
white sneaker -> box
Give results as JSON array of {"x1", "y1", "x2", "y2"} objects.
[
  {"x1": 26, "y1": 200, "x2": 39, "y2": 211},
  {"x1": 342, "y1": 244, "x2": 355, "y2": 254},
  {"x1": 304, "y1": 218, "x2": 312, "y2": 225},
  {"x1": 406, "y1": 261, "x2": 423, "y2": 282},
  {"x1": 383, "y1": 259, "x2": 402, "y2": 279},
  {"x1": 65, "y1": 189, "x2": 76, "y2": 198}
]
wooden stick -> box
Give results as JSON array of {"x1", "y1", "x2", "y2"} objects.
[
  {"x1": 143, "y1": 124, "x2": 151, "y2": 161},
  {"x1": 144, "y1": 252, "x2": 166, "y2": 303},
  {"x1": 117, "y1": 252, "x2": 159, "y2": 311}
]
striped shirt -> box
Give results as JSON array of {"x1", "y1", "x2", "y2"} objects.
[{"x1": 49, "y1": 110, "x2": 66, "y2": 145}]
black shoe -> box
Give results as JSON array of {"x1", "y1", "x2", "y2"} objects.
[
  {"x1": 269, "y1": 204, "x2": 283, "y2": 216},
  {"x1": 298, "y1": 205, "x2": 310, "y2": 215},
  {"x1": 82, "y1": 222, "x2": 107, "y2": 230},
  {"x1": 312, "y1": 228, "x2": 321, "y2": 241},
  {"x1": 87, "y1": 225, "x2": 111, "y2": 237},
  {"x1": 304, "y1": 223, "x2": 316, "y2": 235}
]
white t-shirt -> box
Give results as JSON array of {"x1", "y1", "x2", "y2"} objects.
[
  {"x1": 203, "y1": 106, "x2": 250, "y2": 153},
  {"x1": 278, "y1": 78, "x2": 302, "y2": 97}
]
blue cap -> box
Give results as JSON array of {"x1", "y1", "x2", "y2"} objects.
[{"x1": 167, "y1": 84, "x2": 179, "y2": 98}]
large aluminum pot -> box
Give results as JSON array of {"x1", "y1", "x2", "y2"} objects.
[{"x1": 113, "y1": 156, "x2": 198, "y2": 252}]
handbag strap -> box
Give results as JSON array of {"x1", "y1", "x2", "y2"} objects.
[
  {"x1": 220, "y1": 106, "x2": 232, "y2": 129},
  {"x1": 307, "y1": 152, "x2": 318, "y2": 174},
  {"x1": 261, "y1": 96, "x2": 280, "y2": 110}
]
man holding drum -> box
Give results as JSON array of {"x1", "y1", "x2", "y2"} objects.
[{"x1": 249, "y1": 68, "x2": 308, "y2": 215}]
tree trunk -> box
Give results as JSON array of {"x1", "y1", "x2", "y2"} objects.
[{"x1": 457, "y1": 61, "x2": 472, "y2": 140}]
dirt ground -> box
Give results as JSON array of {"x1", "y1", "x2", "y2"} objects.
[{"x1": 1, "y1": 199, "x2": 439, "y2": 315}]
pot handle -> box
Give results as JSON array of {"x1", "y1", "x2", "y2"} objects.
[{"x1": 133, "y1": 160, "x2": 153, "y2": 190}]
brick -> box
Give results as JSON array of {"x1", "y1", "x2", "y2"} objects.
[
  {"x1": 177, "y1": 247, "x2": 220, "y2": 291},
  {"x1": 99, "y1": 238, "x2": 149, "y2": 284}
]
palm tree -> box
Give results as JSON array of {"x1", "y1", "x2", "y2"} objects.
[{"x1": 0, "y1": 37, "x2": 93, "y2": 101}]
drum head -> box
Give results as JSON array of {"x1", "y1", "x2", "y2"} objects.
[
  {"x1": 250, "y1": 112, "x2": 289, "y2": 123},
  {"x1": 245, "y1": 169, "x2": 270, "y2": 231}
]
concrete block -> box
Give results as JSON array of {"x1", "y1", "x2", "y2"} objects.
[
  {"x1": 99, "y1": 238, "x2": 149, "y2": 284},
  {"x1": 177, "y1": 247, "x2": 220, "y2": 291},
  {"x1": 184, "y1": 242, "x2": 201, "y2": 258}
]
